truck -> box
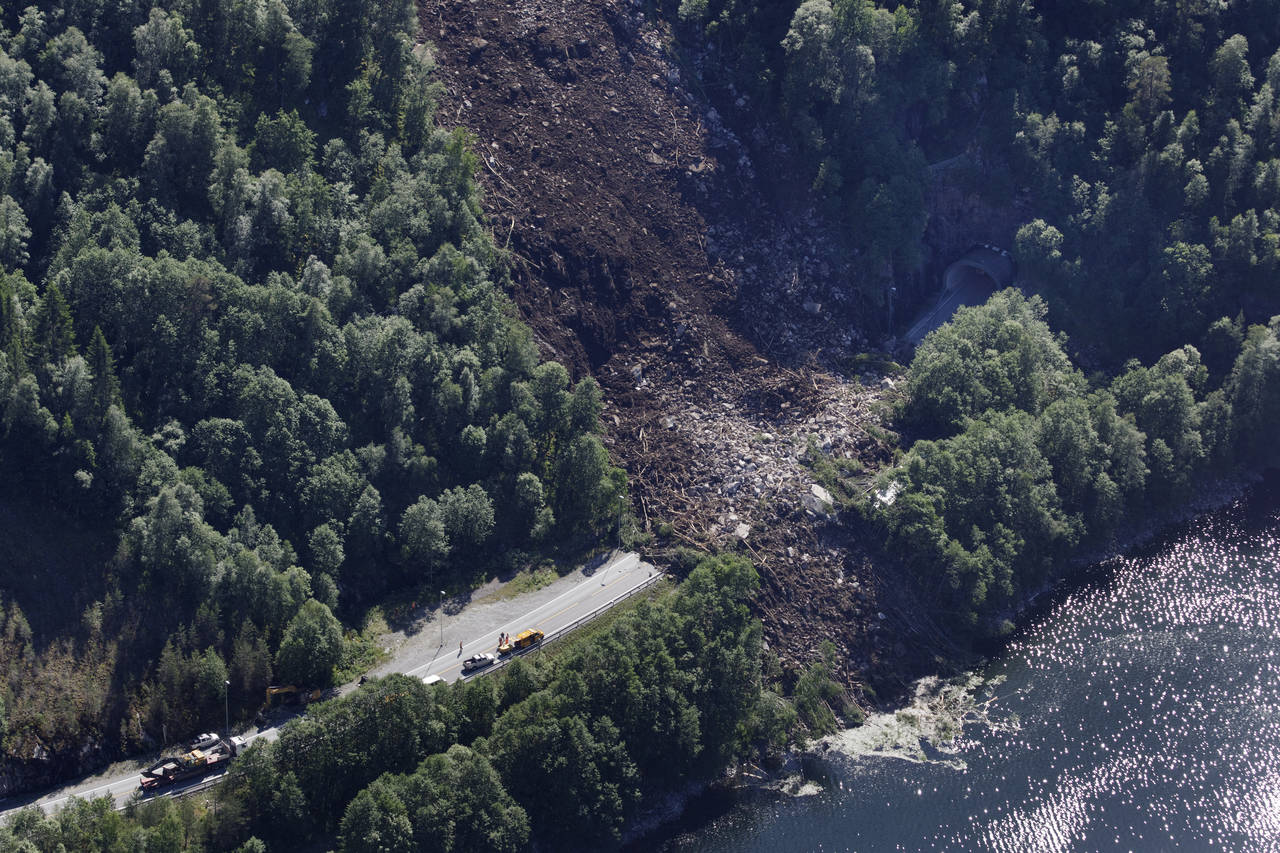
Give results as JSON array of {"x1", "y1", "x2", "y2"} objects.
[
  {"x1": 497, "y1": 628, "x2": 544, "y2": 656},
  {"x1": 139, "y1": 735, "x2": 246, "y2": 792}
]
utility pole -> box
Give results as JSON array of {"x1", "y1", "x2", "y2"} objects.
[
  {"x1": 224, "y1": 680, "x2": 230, "y2": 740},
  {"x1": 439, "y1": 590, "x2": 446, "y2": 646}
]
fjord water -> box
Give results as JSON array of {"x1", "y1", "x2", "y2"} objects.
[{"x1": 662, "y1": 480, "x2": 1280, "y2": 851}]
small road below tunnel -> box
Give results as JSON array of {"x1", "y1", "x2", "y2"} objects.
[{"x1": 906, "y1": 245, "x2": 1013, "y2": 344}]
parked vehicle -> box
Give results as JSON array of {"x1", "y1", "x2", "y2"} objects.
[
  {"x1": 498, "y1": 628, "x2": 544, "y2": 655},
  {"x1": 462, "y1": 652, "x2": 496, "y2": 672},
  {"x1": 187, "y1": 732, "x2": 220, "y2": 751},
  {"x1": 139, "y1": 736, "x2": 246, "y2": 792},
  {"x1": 422, "y1": 674, "x2": 445, "y2": 686}
]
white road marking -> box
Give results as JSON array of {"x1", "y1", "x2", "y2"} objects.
[{"x1": 3, "y1": 552, "x2": 654, "y2": 819}]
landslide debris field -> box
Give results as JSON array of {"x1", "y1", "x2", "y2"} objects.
[{"x1": 419, "y1": 0, "x2": 932, "y2": 694}]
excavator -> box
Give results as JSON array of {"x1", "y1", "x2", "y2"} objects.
[{"x1": 264, "y1": 685, "x2": 324, "y2": 707}]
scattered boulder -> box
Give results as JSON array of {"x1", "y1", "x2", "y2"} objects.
[{"x1": 802, "y1": 483, "x2": 835, "y2": 517}]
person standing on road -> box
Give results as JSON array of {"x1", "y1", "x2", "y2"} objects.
[{"x1": 459, "y1": 641, "x2": 463, "y2": 654}]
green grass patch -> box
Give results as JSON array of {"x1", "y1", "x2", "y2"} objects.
[
  {"x1": 842, "y1": 351, "x2": 904, "y2": 377},
  {"x1": 496, "y1": 566, "x2": 560, "y2": 600},
  {"x1": 472, "y1": 566, "x2": 562, "y2": 606},
  {"x1": 334, "y1": 609, "x2": 391, "y2": 683}
]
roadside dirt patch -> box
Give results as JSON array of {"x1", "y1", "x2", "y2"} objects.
[{"x1": 417, "y1": 0, "x2": 927, "y2": 694}]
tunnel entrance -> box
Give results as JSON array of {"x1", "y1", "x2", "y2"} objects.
[
  {"x1": 943, "y1": 244, "x2": 1015, "y2": 292},
  {"x1": 906, "y1": 245, "x2": 1016, "y2": 344},
  {"x1": 945, "y1": 259, "x2": 1000, "y2": 293}
]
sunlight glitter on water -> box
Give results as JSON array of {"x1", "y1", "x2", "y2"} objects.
[
  {"x1": 661, "y1": 485, "x2": 1280, "y2": 852},
  {"x1": 960, "y1": 507, "x2": 1280, "y2": 852}
]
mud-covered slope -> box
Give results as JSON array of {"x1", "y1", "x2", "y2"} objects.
[
  {"x1": 418, "y1": 0, "x2": 930, "y2": 695},
  {"x1": 419, "y1": 0, "x2": 723, "y2": 370}
]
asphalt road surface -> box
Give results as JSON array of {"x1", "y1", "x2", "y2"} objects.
[
  {"x1": 905, "y1": 266, "x2": 997, "y2": 344},
  {"x1": 1, "y1": 551, "x2": 658, "y2": 819},
  {"x1": 404, "y1": 550, "x2": 658, "y2": 684}
]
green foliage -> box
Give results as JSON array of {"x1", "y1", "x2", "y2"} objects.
[
  {"x1": 400, "y1": 495, "x2": 448, "y2": 572},
  {"x1": 678, "y1": 0, "x2": 1280, "y2": 354},
  {"x1": 334, "y1": 610, "x2": 390, "y2": 683},
  {"x1": 275, "y1": 599, "x2": 343, "y2": 686},
  {"x1": 0, "y1": 0, "x2": 625, "y2": 771},
  {"x1": 153, "y1": 640, "x2": 229, "y2": 736},
  {"x1": 902, "y1": 289, "x2": 1081, "y2": 436},
  {"x1": 1228, "y1": 318, "x2": 1280, "y2": 464},
  {"x1": 156, "y1": 556, "x2": 770, "y2": 850},
  {"x1": 0, "y1": 555, "x2": 789, "y2": 851},
  {"x1": 491, "y1": 566, "x2": 559, "y2": 600},
  {"x1": 887, "y1": 292, "x2": 1280, "y2": 635},
  {"x1": 86, "y1": 326, "x2": 120, "y2": 419},
  {"x1": 29, "y1": 279, "x2": 75, "y2": 366},
  {"x1": 792, "y1": 640, "x2": 844, "y2": 736},
  {"x1": 339, "y1": 744, "x2": 529, "y2": 853},
  {"x1": 485, "y1": 695, "x2": 639, "y2": 848},
  {"x1": 249, "y1": 110, "x2": 316, "y2": 173}
]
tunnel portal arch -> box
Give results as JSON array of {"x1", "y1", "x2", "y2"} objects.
[
  {"x1": 936, "y1": 242, "x2": 1013, "y2": 292},
  {"x1": 905, "y1": 244, "x2": 1017, "y2": 344},
  {"x1": 943, "y1": 244, "x2": 1015, "y2": 291}
]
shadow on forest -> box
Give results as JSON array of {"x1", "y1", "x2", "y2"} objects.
[{"x1": 0, "y1": 483, "x2": 114, "y2": 648}]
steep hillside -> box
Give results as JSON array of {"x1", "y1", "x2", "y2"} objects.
[{"x1": 418, "y1": 0, "x2": 931, "y2": 692}]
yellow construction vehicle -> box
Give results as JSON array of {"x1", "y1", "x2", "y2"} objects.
[
  {"x1": 497, "y1": 628, "x2": 544, "y2": 655},
  {"x1": 265, "y1": 685, "x2": 324, "y2": 707}
]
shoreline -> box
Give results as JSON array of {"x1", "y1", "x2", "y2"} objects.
[
  {"x1": 993, "y1": 469, "x2": 1265, "y2": 643},
  {"x1": 623, "y1": 467, "x2": 1275, "y2": 848}
]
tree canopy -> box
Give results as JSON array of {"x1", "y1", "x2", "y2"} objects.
[
  {"x1": 880, "y1": 291, "x2": 1280, "y2": 633},
  {"x1": 0, "y1": 0, "x2": 622, "y2": 773}
]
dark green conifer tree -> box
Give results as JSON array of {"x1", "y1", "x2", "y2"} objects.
[
  {"x1": 29, "y1": 279, "x2": 76, "y2": 366},
  {"x1": 87, "y1": 325, "x2": 121, "y2": 418}
]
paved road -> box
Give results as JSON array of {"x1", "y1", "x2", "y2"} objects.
[
  {"x1": 405, "y1": 550, "x2": 656, "y2": 684},
  {"x1": 1, "y1": 552, "x2": 659, "y2": 819},
  {"x1": 905, "y1": 266, "x2": 997, "y2": 344}
]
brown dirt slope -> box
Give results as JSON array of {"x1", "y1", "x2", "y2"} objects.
[{"x1": 418, "y1": 0, "x2": 929, "y2": 697}]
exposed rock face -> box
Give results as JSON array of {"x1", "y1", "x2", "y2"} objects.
[
  {"x1": 0, "y1": 738, "x2": 111, "y2": 799},
  {"x1": 916, "y1": 163, "x2": 1033, "y2": 308}
]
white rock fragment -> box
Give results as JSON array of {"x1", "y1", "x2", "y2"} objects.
[{"x1": 802, "y1": 483, "x2": 835, "y2": 516}]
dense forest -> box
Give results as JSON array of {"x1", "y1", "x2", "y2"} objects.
[
  {"x1": 5, "y1": 0, "x2": 1280, "y2": 847},
  {"x1": 874, "y1": 291, "x2": 1280, "y2": 633},
  {"x1": 674, "y1": 0, "x2": 1280, "y2": 358},
  {"x1": 0, "y1": 0, "x2": 623, "y2": 773},
  {"x1": 1, "y1": 554, "x2": 848, "y2": 852}
]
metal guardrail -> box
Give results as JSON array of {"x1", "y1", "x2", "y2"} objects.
[
  {"x1": 461, "y1": 570, "x2": 667, "y2": 679},
  {"x1": 151, "y1": 771, "x2": 226, "y2": 802},
  {"x1": 105, "y1": 571, "x2": 668, "y2": 810}
]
